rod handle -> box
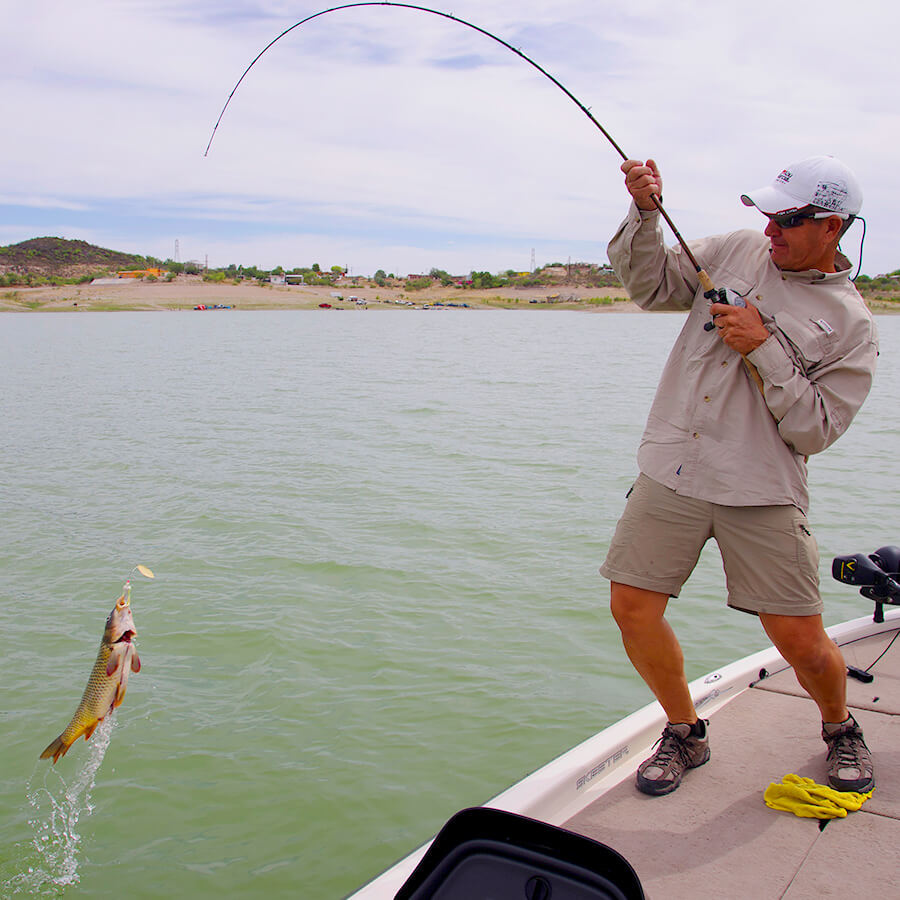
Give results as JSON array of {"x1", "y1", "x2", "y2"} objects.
[{"x1": 742, "y1": 356, "x2": 765, "y2": 394}]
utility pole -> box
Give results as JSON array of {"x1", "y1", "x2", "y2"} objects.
[
  {"x1": 174, "y1": 239, "x2": 181, "y2": 264},
  {"x1": 530, "y1": 247, "x2": 536, "y2": 273}
]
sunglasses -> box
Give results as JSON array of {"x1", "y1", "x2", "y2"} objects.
[{"x1": 767, "y1": 210, "x2": 846, "y2": 229}]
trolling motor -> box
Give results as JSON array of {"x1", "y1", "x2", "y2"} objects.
[
  {"x1": 831, "y1": 546, "x2": 900, "y2": 683},
  {"x1": 832, "y1": 546, "x2": 900, "y2": 624}
]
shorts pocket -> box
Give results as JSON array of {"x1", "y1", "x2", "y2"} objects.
[{"x1": 793, "y1": 510, "x2": 819, "y2": 583}]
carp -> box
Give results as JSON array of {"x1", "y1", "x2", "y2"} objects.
[{"x1": 40, "y1": 593, "x2": 141, "y2": 763}]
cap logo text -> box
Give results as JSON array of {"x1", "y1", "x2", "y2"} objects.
[{"x1": 811, "y1": 180, "x2": 848, "y2": 212}]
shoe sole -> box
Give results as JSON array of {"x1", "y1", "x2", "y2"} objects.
[{"x1": 827, "y1": 776, "x2": 875, "y2": 793}]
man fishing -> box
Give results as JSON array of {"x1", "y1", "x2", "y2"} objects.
[{"x1": 600, "y1": 154, "x2": 878, "y2": 796}]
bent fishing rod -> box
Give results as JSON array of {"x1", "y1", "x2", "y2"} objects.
[{"x1": 204, "y1": 1, "x2": 717, "y2": 295}]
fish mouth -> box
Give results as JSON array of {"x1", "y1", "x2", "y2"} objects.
[{"x1": 114, "y1": 630, "x2": 136, "y2": 644}]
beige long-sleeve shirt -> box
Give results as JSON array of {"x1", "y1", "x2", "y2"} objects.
[{"x1": 607, "y1": 204, "x2": 878, "y2": 512}]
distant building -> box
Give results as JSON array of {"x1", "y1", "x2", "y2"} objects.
[{"x1": 117, "y1": 268, "x2": 164, "y2": 279}]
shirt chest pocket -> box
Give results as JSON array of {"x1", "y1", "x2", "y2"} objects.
[{"x1": 771, "y1": 310, "x2": 834, "y2": 375}]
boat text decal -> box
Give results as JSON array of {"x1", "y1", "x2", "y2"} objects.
[
  {"x1": 693, "y1": 683, "x2": 734, "y2": 711},
  {"x1": 575, "y1": 745, "x2": 629, "y2": 791}
]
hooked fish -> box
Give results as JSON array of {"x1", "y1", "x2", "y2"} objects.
[{"x1": 40, "y1": 593, "x2": 141, "y2": 763}]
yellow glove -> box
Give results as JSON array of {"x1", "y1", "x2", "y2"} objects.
[{"x1": 764, "y1": 774, "x2": 873, "y2": 819}]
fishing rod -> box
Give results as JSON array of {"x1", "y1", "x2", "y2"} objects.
[{"x1": 204, "y1": 2, "x2": 718, "y2": 295}]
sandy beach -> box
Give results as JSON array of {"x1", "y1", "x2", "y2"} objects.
[
  {"x1": 0, "y1": 276, "x2": 638, "y2": 313},
  {"x1": 5, "y1": 276, "x2": 894, "y2": 315}
]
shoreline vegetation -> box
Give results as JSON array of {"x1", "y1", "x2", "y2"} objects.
[{"x1": 2, "y1": 236, "x2": 898, "y2": 312}]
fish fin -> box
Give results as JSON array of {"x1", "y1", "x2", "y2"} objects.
[
  {"x1": 39, "y1": 724, "x2": 88, "y2": 763},
  {"x1": 131, "y1": 647, "x2": 141, "y2": 673},
  {"x1": 114, "y1": 647, "x2": 134, "y2": 706},
  {"x1": 83, "y1": 721, "x2": 98, "y2": 741},
  {"x1": 106, "y1": 643, "x2": 125, "y2": 677},
  {"x1": 39, "y1": 735, "x2": 68, "y2": 764}
]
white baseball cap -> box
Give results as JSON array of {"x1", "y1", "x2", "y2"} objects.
[{"x1": 741, "y1": 155, "x2": 862, "y2": 218}]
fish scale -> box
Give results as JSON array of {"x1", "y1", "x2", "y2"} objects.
[{"x1": 40, "y1": 594, "x2": 141, "y2": 764}]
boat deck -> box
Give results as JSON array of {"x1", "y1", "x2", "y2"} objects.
[{"x1": 565, "y1": 626, "x2": 900, "y2": 898}]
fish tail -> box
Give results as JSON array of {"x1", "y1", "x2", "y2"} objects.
[
  {"x1": 39, "y1": 734, "x2": 72, "y2": 764},
  {"x1": 39, "y1": 716, "x2": 101, "y2": 763}
]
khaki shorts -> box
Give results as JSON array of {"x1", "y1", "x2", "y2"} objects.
[{"x1": 599, "y1": 473, "x2": 822, "y2": 616}]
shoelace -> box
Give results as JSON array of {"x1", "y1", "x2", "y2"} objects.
[
  {"x1": 650, "y1": 729, "x2": 693, "y2": 768},
  {"x1": 827, "y1": 730, "x2": 868, "y2": 771}
]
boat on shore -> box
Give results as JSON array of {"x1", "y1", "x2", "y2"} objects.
[{"x1": 349, "y1": 551, "x2": 900, "y2": 898}]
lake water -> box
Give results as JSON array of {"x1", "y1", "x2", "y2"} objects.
[{"x1": 0, "y1": 310, "x2": 896, "y2": 898}]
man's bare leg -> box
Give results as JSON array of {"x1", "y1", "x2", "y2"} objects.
[
  {"x1": 610, "y1": 581, "x2": 710, "y2": 794},
  {"x1": 758, "y1": 612, "x2": 848, "y2": 722},
  {"x1": 759, "y1": 611, "x2": 873, "y2": 791},
  {"x1": 609, "y1": 582, "x2": 697, "y2": 723}
]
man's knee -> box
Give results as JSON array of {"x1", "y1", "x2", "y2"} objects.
[
  {"x1": 760, "y1": 613, "x2": 842, "y2": 673},
  {"x1": 610, "y1": 582, "x2": 669, "y2": 634}
]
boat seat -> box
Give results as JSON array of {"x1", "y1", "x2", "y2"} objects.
[{"x1": 394, "y1": 806, "x2": 644, "y2": 899}]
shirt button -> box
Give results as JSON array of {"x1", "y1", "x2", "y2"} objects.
[
  {"x1": 704, "y1": 395, "x2": 711, "y2": 402},
  {"x1": 693, "y1": 432, "x2": 700, "y2": 439},
  {"x1": 721, "y1": 361, "x2": 728, "y2": 367}
]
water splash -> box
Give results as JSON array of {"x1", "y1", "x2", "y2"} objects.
[{"x1": 4, "y1": 715, "x2": 117, "y2": 895}]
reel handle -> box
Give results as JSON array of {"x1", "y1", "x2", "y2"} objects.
[{"x1": 701, "y1": 286, "x2": 765, "y2": 394}]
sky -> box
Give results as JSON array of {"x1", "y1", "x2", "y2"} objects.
[{"x1": 3, "y1": 0, "x2": 900, "y2": 277}]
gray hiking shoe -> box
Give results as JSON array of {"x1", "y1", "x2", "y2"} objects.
[
  {"x1": 636, "y1": 720, "x2": 710, "y2": 796},
  {"x1": 823, "y1": 716, "x2": 874, "y2": 793}
]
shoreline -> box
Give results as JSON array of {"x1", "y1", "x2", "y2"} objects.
[
  {"x1": 2, "y1": 278, "x2": 896, "y2": 314},
  {"x1": 0, "y1": 278, "x2": 639, "y2": 313}
]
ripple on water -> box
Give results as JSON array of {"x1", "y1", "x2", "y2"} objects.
[{"x1": 0, "y1": 312, "x2": 897, "y2": 898}]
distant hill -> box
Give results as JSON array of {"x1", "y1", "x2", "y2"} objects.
[{"x1": 0, "y1": 237, "x2": 150, "y2": 278}]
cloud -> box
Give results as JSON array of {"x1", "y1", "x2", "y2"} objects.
[
  {"x1": 2, "y1": 0, "x2": 900, "y2": 275},
  {"x1": 0, "y1": 196, "x2": 91, "y2": 212},
  {"x1": 431, "y1": 54, "x2": 494, "y2": 70}
]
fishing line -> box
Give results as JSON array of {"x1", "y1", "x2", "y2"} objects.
[
  {"x1": 860, "y1": 623, "x2": 898, "y2": 673},
  {"x1": 204, "y1": 2, "x2": 714, "y2": 287},
  {"x1": 849, "y1": 215, "x2": 866, "y2": 282}
]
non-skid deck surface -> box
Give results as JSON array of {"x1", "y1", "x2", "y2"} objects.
[
  {"x1": 755, "y1": 627, "x2": 900, "y2": 716},
  {"x1": 565, "y1": 629, "x2": 900, "y2": 899}
]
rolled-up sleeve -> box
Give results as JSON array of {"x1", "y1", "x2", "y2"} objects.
[{"x1": 747, "y1": 329, "x2": 878, "y2": 457}]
